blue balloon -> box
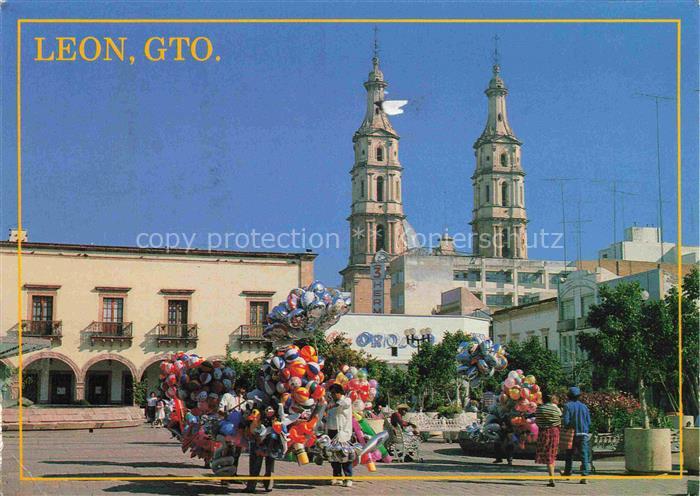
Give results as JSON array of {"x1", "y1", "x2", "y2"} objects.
[
  {"x1": 219, "y1": 421, "x2": 235, "y2": 436},
  {"x1": 226, "y1": 410, "x2": 242, "y2": 426}
]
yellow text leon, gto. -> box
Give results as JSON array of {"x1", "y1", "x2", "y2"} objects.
[{"x1": 34, "y1": 36, "x2": 219, "y2": 63}]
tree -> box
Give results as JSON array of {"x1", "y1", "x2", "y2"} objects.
[
  {"x1": 224, "y1": 345, "x2": 263, "y2": 391},
  {"x1": 580, "y1": 281, "x2": 674, "y2": 429},
  {"x1": 505, "y1": 336, "x2": 566, "y2": 393},
  {"x1": 407, "y1": 331, "x2": 470, "y2": 410},
  {"x1": 664, "y1": 265, "x2": 700, "y2": 416}
]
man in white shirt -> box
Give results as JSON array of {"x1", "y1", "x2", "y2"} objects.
[{"x1": 326, "y1": 383, "x2": 353, "y2": 487}]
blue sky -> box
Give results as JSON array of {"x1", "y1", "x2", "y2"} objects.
[{"x1": 1, "y1": 2, "x2": 698, "y2": 285}]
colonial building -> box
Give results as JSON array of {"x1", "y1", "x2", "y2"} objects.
[
  {"x1": 376, "y1": 59, "x2": 567, "y2": 314},
  {"x1": 340, "y1": 51, "x2": 406, "y2": 313},
  {"x1": 471, "y1": 61, "x2": 528, "y2": 259},
  {"x1": 0, "y1": 240, "x2": 315, "y2": 405}
]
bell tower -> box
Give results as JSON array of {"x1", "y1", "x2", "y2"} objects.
[
  {"x1": 470, "y1": 43, "x2": 528, "y2": 259},
  {"x1": 341, "y1": 41, "x2": 406, "y2": 312}
]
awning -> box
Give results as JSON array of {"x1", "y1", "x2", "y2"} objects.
[{"x1": 0, "y1": 333, "x2": 50, "y2": 359}]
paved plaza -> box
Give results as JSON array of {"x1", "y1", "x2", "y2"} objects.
[{"x1": 1, "y1": 425, "x2": 694, "y2": 496}]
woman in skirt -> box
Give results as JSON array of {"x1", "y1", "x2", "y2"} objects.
[{"x1": 535, "y1": 391, "x2": 562, "y2": 487}]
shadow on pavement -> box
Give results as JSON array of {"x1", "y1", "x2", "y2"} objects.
[
  {"x1": 384, "y1": 458, "x2": 544, "y2": 474},
  {"x1": 103, "y1": 480, "x2": 323, "y2": 495},
  {"x1": 42, "y1": 460, "x2": 203, "y2": 470}
]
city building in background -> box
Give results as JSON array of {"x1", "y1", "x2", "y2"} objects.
[
  {"x1": 326, "y1": 313, "x2": 490, "y2": 365},
  {"x1": 598, "y1": 225, "x2": 699, "y2": 264}
]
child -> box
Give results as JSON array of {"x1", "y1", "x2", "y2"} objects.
[{"x1": 153, "y1": 398, "x2": 165, "y2": 428}]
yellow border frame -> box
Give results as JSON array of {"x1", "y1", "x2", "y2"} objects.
[{"x1": 15, "y1": 17, "x2": 684, "y2": 484}]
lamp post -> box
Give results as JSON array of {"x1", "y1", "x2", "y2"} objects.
[{"x1": 404, "y1": 327, "x2": 432, "y2": 348}]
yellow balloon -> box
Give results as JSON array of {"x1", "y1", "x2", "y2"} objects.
[
  {"x1": 525, "y1": 375, "x2": 536, "y2": 385},
  {"x1": 508, "y1": 388, "x2": 521, "y2": 400}
]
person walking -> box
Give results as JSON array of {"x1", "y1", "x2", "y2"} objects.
[
  {"x1": 535, "y1": 391, "x2": 562, "y2": 487},
  {"x1": 146, "y1": 392, "x2": 158, "y2": 424},
  {"x1": 561, "y1": 387, "x2": 592, "y2": 484},
  {"x1": 326, "y1": 383, "x2": 354, "y2": 487}
]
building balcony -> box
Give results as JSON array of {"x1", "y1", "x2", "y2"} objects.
[
  {"x1": 557, "y1": 319, "x2": 575, "y2": 332},
  {"x1": 21, "y1": 320, "x2": 62, "y2": 342},
  {"x1": 575, "y1": 317, "x2": 590, "y2": 329},
  {"x1": 89, "y1": 321, "x2": 133, "y2": 345},
  {"x1": 236, "y1": 324, "x2": 268, "y2": 343},
  {"x1": 156, "y1": 323, "x2": 198, "y2": 347}
]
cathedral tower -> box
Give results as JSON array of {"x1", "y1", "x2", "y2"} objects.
[
  {"x1": 341, "y1": 51, "x2": 406, "y2": 312},
  {"x1": 470, "y1": 59, "x2": 528, "y2": 259}
]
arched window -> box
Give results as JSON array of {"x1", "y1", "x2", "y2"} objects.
[
  {"x1": 360, "y1": 180, "x2": 365, "y2": 199},
  {"x1": 500, "y1": 153, "x2": 508, "y2": 167},
  {"x1": 502, "y1": 228, "x2": 511, "y2": 257},
  {"x1": 485, "y1": 185, "x2": 490, "y2": 204},
  {"x1": 501, "y1": 182, "x2": 508, "y2": 207},
  {"x1": 376, "y1": 176, "x2": 384, "y2": 202},
  {"x1": 375, "y1": 224, "x2": 385, "y2": 252},
  {"x1": 376, "y1": 147, "x2": 383, "y2": 162}
]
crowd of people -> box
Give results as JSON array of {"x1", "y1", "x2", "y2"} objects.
[{"x1": 146, "y1": 383, "x2": 591, "y2": 489}]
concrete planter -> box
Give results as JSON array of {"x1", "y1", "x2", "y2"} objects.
[
  {"x1": 624, "y1": 428, "x2": 672, "y2": 473},
  {"x1": 682, "y1": 427, "x2": 699, "y2": 474},
  {"x1": 665, "y1": 414, "x2": 695, "y2": 430}
]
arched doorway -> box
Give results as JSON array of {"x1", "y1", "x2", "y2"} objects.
[
  {"x1": 83, "y1": 358, "x2": 135, "y2": 405},
  {"x1": 140, "y1": 361, "x2": 164, "y2": 398},
  {"x1": 24, "y1": 354, "x2": 79, "y2": 404}
]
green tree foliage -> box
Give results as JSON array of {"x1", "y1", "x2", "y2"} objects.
[
  {"x1": 664, "y1": 265, "x2": 699, "y2": 416},
  {"x1": 505, "y1": 336, "x2": 566, "y2": 393},
  {"x1": 407, "y1": 331, "x2": 470, "y2": 410},
  {"x1": 580, "y1": 281, "x2": 675, "y2": 429},
  {"x1": 224, "y1": 346, "x2": 263, "y2": 391}
]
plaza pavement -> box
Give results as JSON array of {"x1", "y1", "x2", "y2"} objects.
[{"x1": 1, "y1": 424, "x2": 693, "y2": 496}]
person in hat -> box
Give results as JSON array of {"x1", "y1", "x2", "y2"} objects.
[
  {"x1": 390, "y1": 404, "x2": 419, "y2": 433},
  {"x1": 561, "y1": 387, "x2": 591, "y2": 483}
]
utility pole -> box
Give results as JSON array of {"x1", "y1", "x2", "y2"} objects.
[
  {"x1": 635, "y1": 92, "x2": 673, "y2": 262},
  {"x1": 592, "y1": 178, "x2": 641, "y2": 258},
  {"x1": 542, "y1": 177, "x2": 580, "y2": 271}
]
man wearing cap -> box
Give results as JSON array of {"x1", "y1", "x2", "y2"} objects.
[{"x1": 561, "y1": 387, "x2": 591, "y2": 483}]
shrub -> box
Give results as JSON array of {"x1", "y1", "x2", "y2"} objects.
[
  {"x1": 579, "y1": 391, "x2": 640, "y2": 433},
  {"x1": 437, "y1": 404, "x2": 463, "y2": 418}
]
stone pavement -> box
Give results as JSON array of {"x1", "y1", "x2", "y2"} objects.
[{"x1": 0, "y1": 425, "x2": 694, "y2": 496}]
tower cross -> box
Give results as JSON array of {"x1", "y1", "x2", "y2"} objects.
[
  {"x1": 373, "y1": 25, "x2": 380, "y2": 59},
  {"x1": 493, "y1": 34, "x2": 500, "y2": 66}
]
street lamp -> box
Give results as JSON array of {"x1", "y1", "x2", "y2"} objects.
[{"x1": 404, "y1": 327, "x2": 432, "y2": 348}]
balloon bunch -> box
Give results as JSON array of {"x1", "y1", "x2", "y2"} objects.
[
  {"x1": 159, "y1": 353, "x2": 237, "y2": 409},
  {"x1": 263, "y1": 281, "x2": 351, "y2": 344},
  {"x1": 456, "y1": 334, "x2": 508, "y2": 388},
  {"x1": 157, "y1": 353, "x2": 238, "y2": 465},
  {"x1": 329, "y1": 365, "x2": 379, "y2": 413},
  {"x1": 491, "y1": 369, "x2": 542, "y2": 448}
]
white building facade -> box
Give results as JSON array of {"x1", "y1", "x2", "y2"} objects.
[
  {"x1": 491, "y1": 298, "x2": 558, "y2": 352},
  {"x1": 326, "y1": 313, "x2": 490, "y2": 364},
  {"x1": 598, "y1": 225, "x2": 699, "y2": 264}
]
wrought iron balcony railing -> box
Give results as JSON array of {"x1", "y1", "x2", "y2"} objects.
[
  {"x1": 21, "y1": 320, "x2": 62, "y2": 339},
  {"x1": 89, "y1": 321, "x2": 133, "y2": 344},
  {"x1": 236, "y1": 324, "x2": 267, "y2": 342},
  {"x1": 156, "y1": 323, "x2": 198, "y2": 346}
]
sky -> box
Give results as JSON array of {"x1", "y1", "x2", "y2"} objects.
[{"x1": 1, "y1": 1, "x2": 698, "y2": 286}]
